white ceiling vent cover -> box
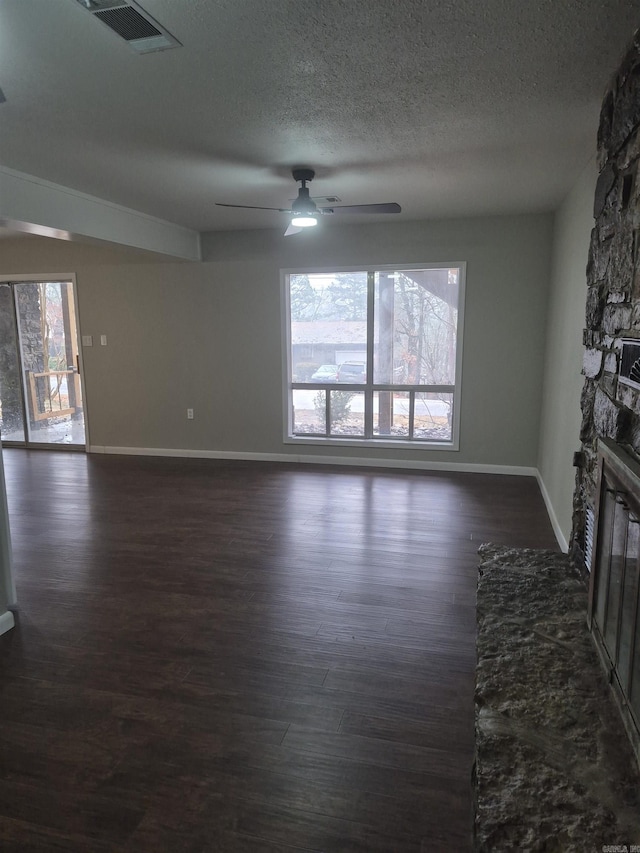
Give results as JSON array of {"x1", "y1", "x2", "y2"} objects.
[{"x1": 72, "y1": 1, "x2": 181, "y2": 54}]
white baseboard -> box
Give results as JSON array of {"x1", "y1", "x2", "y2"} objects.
[
  {"x1": 0, "y1": 610, "x2": 15, "y2": 636},
  {"x1": 535, "y1": 470, "x2": 569, "y2": 553},
  {"x1": 88, "y1": 444, "x2": 537, "y2": 477}
]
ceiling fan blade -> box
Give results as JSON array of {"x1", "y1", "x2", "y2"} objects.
[
  {"x1": 284, "y1": 223, "x2": 302, "y2": 237},
  {"x1": 216, "y1": 203, "x2": 291, "y2": 212},
  {"x1": 320, "y1": 203, "x2": 401, "y2": 215}
]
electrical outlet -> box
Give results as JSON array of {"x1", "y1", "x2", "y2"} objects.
[{"x1": 187, "y1": 408, "x2": 194, "y2": 420}]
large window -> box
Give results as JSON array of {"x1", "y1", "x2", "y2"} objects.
[{"x1": 283, "y1": 265, "x2": 464, "y2": 447}]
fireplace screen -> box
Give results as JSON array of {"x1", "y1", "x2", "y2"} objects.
[{"x1": 589, "y1": 438, "x2": 640, "y2": 752}]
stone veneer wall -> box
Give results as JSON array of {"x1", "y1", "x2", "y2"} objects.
[
  {"x1": 0, "y1": 285, "x2": 45, "y2": 435},
  {"x1": 573, "y1": 30, "x2": 640, "y2": 560},
  {"x1": 0, "y1": 286, "x2": 23, "y2": 436}
]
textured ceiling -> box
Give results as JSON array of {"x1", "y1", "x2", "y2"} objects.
[{"x1": 0, "y1": 0, "x2": 638, "y2": 233}]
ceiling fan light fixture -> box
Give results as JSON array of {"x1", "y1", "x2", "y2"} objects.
[
  {"x1": 290, "y1": 215, "x2": 318, "y2": 228},
  {"x1": 215, "y1": 166, "x2": 401, "y2": 235}
]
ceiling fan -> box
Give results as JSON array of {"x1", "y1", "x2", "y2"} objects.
[{"x1": 216, "y1": 168, "x2": 401, "y2": 236}]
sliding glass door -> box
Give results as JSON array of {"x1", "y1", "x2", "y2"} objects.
[{"x1": 0, "y1": 281, "x2": 86, "y2": 448}]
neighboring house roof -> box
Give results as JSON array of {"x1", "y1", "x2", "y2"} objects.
[{"x1": 291, "y1": 321, "x2": 367, "y2": 346}]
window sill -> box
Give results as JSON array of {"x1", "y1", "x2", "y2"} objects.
[{"x1": 283, "y1": 435, "x2": 459, "y2": 451}]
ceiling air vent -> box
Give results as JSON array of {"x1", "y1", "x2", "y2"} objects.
[{"x1": 72, "y1": 0, "x2": 181, "y2": 54}]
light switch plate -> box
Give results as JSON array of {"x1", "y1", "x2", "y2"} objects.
[
  {"x1": 100, "y1": 334, "x2": 107, "y2": 346},
  {"x1": 82, "y1": 335, "x2": 93, "y2": 347}
]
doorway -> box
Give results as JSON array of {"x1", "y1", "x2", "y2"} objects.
[{"x1": 0, "y1": 280, "x2": 86, "y2": 448}]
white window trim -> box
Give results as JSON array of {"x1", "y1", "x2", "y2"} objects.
[{"x1": 281, "y1": 262, "x2": 466, "y2": 451}]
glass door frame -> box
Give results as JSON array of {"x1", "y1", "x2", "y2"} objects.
[{"x1": 0, "y1": 273, "x2": 90, "y2": 451}]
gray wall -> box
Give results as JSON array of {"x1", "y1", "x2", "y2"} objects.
[
  {"x1": 537, "y1": 159, "x2": 597, "y2": 548},
  {"x1": 0, "y1": 213, "x2": 553, "y2": 468}
]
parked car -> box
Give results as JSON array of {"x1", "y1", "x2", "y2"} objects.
[
  {"x1": 337, "y1": 362, "x2": 366, "y2": 383},
  {"x1": 311, "y1": 364, "x2": 339, "y2": 382}
]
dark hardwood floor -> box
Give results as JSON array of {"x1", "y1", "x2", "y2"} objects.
[{"x1": 0, "y1": 450, "x2": 558, "y2": 852}]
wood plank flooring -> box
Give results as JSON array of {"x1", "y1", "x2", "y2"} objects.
[{"x1": 0, "y1": 450, "x2": 559, "y2": 852}]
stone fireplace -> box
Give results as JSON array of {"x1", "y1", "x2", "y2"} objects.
[
  {"x1": 574, "y1": 29, "x2": 640, "y2": 565},
  {"x1": 573, "y1": 28, "x2": 640, "y2": 768}
]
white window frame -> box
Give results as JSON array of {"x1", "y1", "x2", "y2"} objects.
[{"x1": 281, "y1": 263, "x2": 466, "y2": 451}]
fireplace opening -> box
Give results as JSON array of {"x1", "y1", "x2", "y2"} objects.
[{"x1": 588, "y1": 438, "x2": 640, "y2": 763}]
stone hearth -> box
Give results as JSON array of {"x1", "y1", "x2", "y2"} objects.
[{"x1": 474, "y1": 544, "x2": 640, "y2": 852}]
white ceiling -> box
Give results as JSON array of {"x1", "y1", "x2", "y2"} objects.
[{"x1": 0, "y1": 0, "x2": 638, "y2": 235}]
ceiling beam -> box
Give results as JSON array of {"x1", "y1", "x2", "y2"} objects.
[{"x1": 0, "y1": 166, "x2": 201, "y2": 261}]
